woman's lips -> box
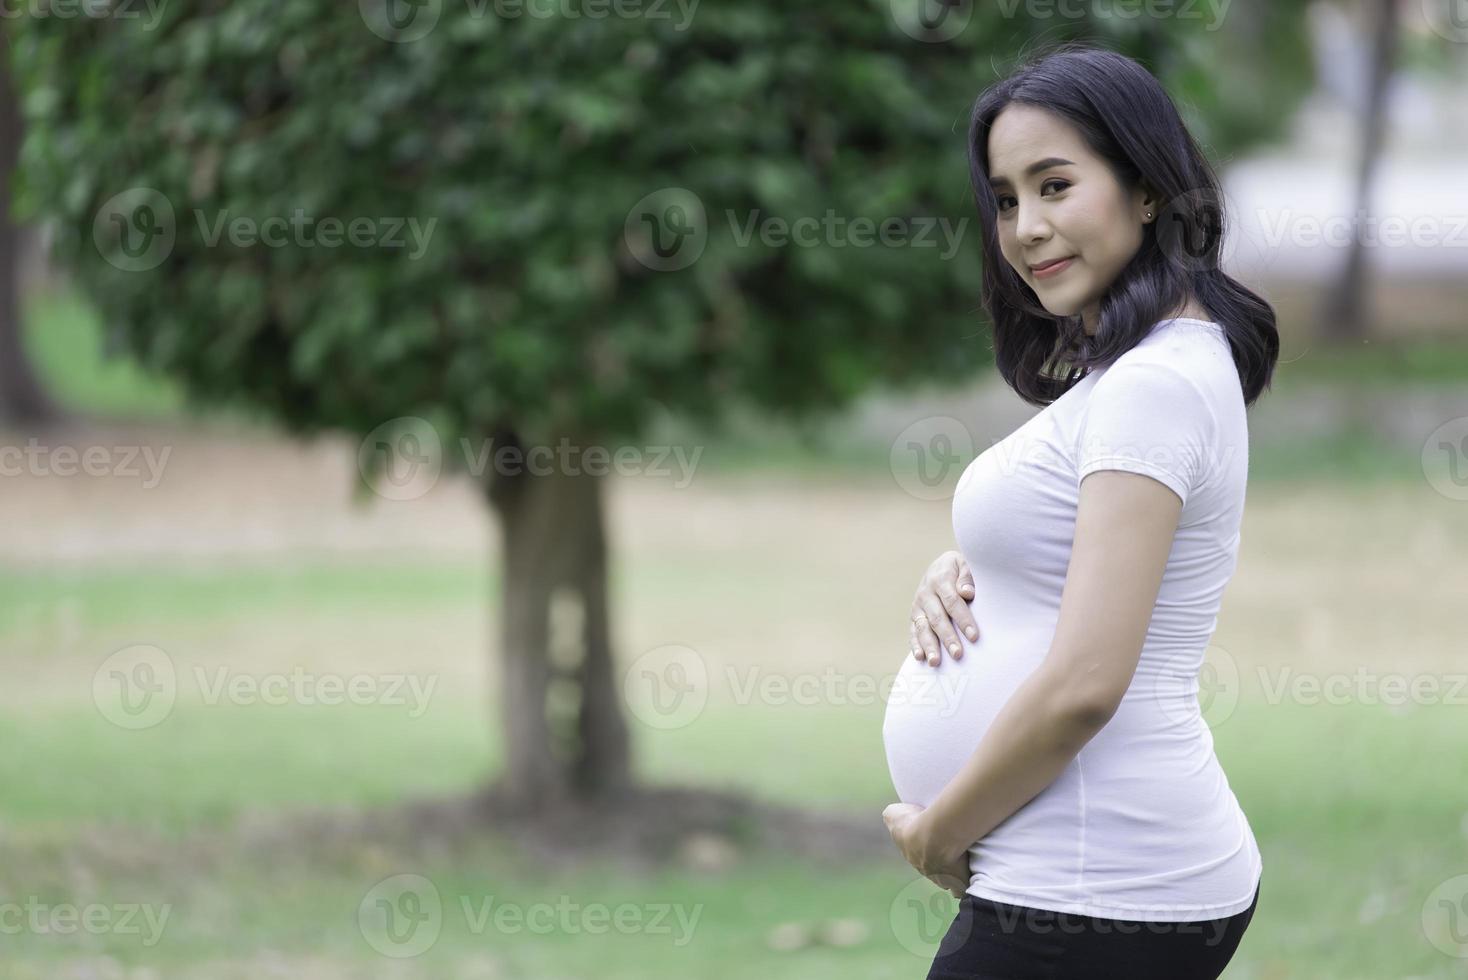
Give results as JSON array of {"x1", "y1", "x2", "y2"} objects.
[{"x1": 1031, "y1": 256, "x2": 1075, "y2": 279}]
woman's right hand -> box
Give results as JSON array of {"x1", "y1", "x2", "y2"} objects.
[{"x1": 909, "y1": 551, "x2": 979, "y2": 667}]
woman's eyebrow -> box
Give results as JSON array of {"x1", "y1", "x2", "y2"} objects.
[{"x1": 988, "y1": 157, "x2": 1075, "y2": 187}]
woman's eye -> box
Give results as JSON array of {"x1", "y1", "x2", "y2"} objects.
[{"x1": 996, "y1": 180, "x2": 1068, "y2": 213}]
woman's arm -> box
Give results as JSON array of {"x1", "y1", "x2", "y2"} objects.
[{"x1": 904, "y1": 467, "x2": 1183, "y2": 869}]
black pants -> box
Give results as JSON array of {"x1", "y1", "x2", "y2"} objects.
[{"x1": 925, "y1": 879, "x2": 1260, "y2": 980}]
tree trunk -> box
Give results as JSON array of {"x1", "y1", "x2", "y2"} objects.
[
  {"x1": 485, "y1": 429, "x2": 632, "y2": 811},
  {"x1": 0, "y1": 35, "x2": 59, "y2": 425},
  {"x1": 1317, "y1": 0, "x2": 1399, "y2": 342}
]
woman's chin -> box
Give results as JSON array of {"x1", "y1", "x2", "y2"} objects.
[{"x1": 1036, "y1": 293, "x2": 1082, "y2": 317}]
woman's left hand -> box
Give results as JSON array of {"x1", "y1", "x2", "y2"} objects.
[{"x1": 882, "y1": 802, "x2": 971, "y2": 899}]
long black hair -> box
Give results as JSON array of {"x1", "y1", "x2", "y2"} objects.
[{"x1": 968, "y1": 43, "x2": 1279, "y2": 407}]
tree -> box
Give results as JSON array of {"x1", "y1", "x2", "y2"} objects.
[
  {"x1": 0, "y1": 33, "x2": 57, "y2": 425},
  {"x1": 10, "y1": 3, "x2": 1314, "y2": 809},
  {"x1": 1318, "y1": 0, "x2": 1402, "y2": 342}
]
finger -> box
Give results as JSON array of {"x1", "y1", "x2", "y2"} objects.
[
  {"x1": 950, "y1": 553, "x2": 976, "y2": 600},
  {"x1": 920, "y1": 595, "x2": 962, "y2": 662},
  {"x1": 910, "y1": 613, "x2": 941, "y2": 666},
  {"x1": 936, "y1": 582, "x2": 979, "y2": 645},
  {"x1": 926, "y1": 873, "x2": 965, "y2": 899},
  {"x1": 909, "y1": 616, "x2": 926, "y2": 662},
  {"x1": 944, "y1": 861, "x2": 972, "y2": 899}
]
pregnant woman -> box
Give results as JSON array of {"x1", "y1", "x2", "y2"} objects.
[{"x1": 880, "y1": 45, "x2": 1278, "y2": 979}]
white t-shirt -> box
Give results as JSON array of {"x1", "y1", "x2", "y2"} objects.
[{"x1": 882, "y1": 316, "x2": 1263, "y2": 921}]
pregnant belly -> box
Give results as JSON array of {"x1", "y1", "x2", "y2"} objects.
[
  {"x1": 882, "y1": 625, "x2": 1258, "y2": 906},
  {"x1": 882, "y1": 633, "x2": 1042, "y2": 808}
]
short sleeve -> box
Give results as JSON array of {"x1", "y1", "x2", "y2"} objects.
[{"x1": 1077, "y1": 360, "x2": 1216, "y2": 507}]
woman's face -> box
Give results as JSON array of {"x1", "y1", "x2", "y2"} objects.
[{"x1": 986, "y1": 104, "x2": 1154, "y2": 330}]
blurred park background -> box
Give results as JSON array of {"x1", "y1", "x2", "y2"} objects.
[{"x1": 2, "y1": 1, "x2": 1467, "y2": 978}]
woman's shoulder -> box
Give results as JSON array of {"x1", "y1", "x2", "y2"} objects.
[{"x1": 1105, "y1": 319, "x2": 1235, "y2": 392}]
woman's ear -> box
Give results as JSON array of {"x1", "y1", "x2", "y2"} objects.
[{"x1": 1136, "y1": 183, "x2": 1160, "y2": 223}]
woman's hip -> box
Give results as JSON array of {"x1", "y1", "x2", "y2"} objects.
[{"x1": 924, "y1": 877, "x2": 1261, "y2": 980}]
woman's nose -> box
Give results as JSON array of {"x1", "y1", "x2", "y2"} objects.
[{"x1": 1015, "y1": 202, "x2": 1050, "y2": 244}]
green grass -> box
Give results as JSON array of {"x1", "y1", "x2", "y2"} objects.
[
  {"x1": 0, "y1": 698, "x2": 496, "y2": 834},
  {"x1": 0, "y1": 560, "x2": 488, "y2": 638},
  {"x1": 1249, "y1": 426, "x2": 1421, "y2": 482},
  {"x1": 3, "y1": 689, "x2": 1464, "y2": 977},
  {"x1": 1274, "y1": 338, "x2": 1468, "y2": 387},
  {"x1": 1, "y1": 557, "x2": 1465, "y2": 977}
]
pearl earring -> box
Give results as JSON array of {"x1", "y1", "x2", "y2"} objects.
[{"x1": 1145, "y1": 211, "x2": 1153, "y2": 220}]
